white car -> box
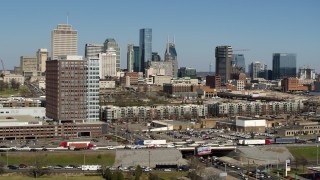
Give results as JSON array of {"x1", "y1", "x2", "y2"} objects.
[
  {"x1": 106, "y1": 146, "x2": 115, "y2": 150},
  {"x1": 64, "y1": 165, "x2": 74, "y2": 169}
]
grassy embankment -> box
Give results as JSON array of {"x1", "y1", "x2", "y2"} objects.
[{"x1": 0, "y1": 151, "x2": 115, "y2": 166}]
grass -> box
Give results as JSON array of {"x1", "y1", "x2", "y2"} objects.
[
  {"x1": 0, "y1": 151, "x2": 115, "y2": 166},
  {"x1": 150, "y1": 171, "x2": 188, "y2": 180},
  {"x1": 287, "y1": 146, "x2": 318, "y2": 162},
  {"x1": 0, "y1": 175, "x2": 104, "y2": 180},
  {"x1": 0, "y1": 88, "x2": 19, "y2": 96}
]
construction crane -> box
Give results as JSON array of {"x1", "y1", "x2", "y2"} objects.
[{"x1": 233, "y1": 49, "x2": 250, "y2": 51}]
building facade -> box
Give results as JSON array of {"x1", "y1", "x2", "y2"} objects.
[
  {"x1": 46, "y1": 56, "x2": 88, "y2": 123},
  {"x1": 206, "y1": 75, "x2": 221, "y2": 89},
  {"x1": 215, "y1": 46, "x2": 233, "y2": 84},
  {"x1": 99, "y1": 49, "x2": 117, "y2": 78},
  {"x1": 127, "y1": 44, "x2": 134, "y2": 72},
  {"x1": 85, "y1": 43, "x2": 104, "y2": 59},
  {"x1": 51, "y1": 24, "x2": 78, "y2": 60},
  {"x1": 101, "y1": 104, "x2": 208, "y2": 121},
  {"x1": 87, "y1": 58, "x2": 100, "y2": 122},
  {"x1": 103, "y1": 38, "x2": 120, "y2": 72},
  {"x1": 272, "y1": 53, "x2": 297, "y2": 80},
  {"x1": 231, "y1": 54, "x2": 246, "y2": 73},
  {"x1": 249, "y1": 61, "x2": 267, "y2": 79},
  {"x1": 178, "y1": 67, "x2": 197, "y2": 79},
  {"x1": 208, "y1": 100, "x2": 304, "y2": 117},
  {"x1": 20, "y1": 56, "x2": 38, "y2": 77},
  {"x1": 37, "y1": 48, "x2": 48, "y2": 73},
  {"x1": 164, "y1": 41, "x2": 178, "y2": 77},
  {"x1": 139, "y1": 28, "x2": 152, "y2": 73}
]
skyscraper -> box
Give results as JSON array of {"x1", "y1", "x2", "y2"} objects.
[
  {"x1": 215, "y1": 46, "x2": 233, "y2": 84},
  {"x1": 164, "y1": 39, "x2": 178, "y2": 77},
  {"x1": 103, "y1": 39, "x2": 120, "y2": 72},
  {"x1": 85, "y1": 43, "x2": 104, "y2": 59},
  {"x1": 87, "y1": 57, "x2": 100, "y2": 122},
  {"x1": 20, "y1": 56, "x2": 37, "y2": 77},
  {"x1": 249, "y1": 61, "x2": 267, "y2": 79},
  {"x1": 37, "y1": 48, "x2": 48, "y2": 73},
  {"x1": 231, "y1": 54, "x2": 246, "y2": 73},
  {"x1": 139, "y1": 28, "x2": 152, "y2": 73},
  {"x1": 127, "y1": 44, "x2": 134, "y2": 72},
  {"x1": 272, "y1": 53, "x2": 297, "y2": 79},
  {"x1": 99, "y1": 48, "x2": 117, "y2": 78},
  {"x1": 51, "y1": 24, "x2": 77, "y2": 60}
]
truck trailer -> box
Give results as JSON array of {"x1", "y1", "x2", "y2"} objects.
[
  {"x1": 239, "y1": 139, "x2": 271, "y2": 145},
  {"x1": 59, "y1": 141, "x2": 94, "y2": 150},
  {"x1": 81, "y1": 165, "x2": 102, "y2": 171}
]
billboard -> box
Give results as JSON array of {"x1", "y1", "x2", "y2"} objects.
[{"x1": 196, "y1": 146, "x2": 212, "y2": 155}]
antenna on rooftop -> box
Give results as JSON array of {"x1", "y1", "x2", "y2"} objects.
[{"x1": 67, "y1": 12, "x2": 69, "y2": 25}]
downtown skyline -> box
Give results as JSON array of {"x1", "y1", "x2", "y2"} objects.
[{"x1": 0, "y1": 0, "x2": 319, "y2": 72}]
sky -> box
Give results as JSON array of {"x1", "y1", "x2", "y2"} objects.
[{"x1": 0, "y1": 0, "x2": 319, "y2": 72}]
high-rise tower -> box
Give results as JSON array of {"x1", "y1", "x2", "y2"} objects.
[
  {"x1": 139, "y1": 28, "x2": 152, "y2": 73},
  {"x1": 46, "y1": 55, "x2": 100, "y2": 123},
  {"x1": 37, "y1": 48, "x2": 48, "y2": 73},
  {"x1": 51, "y1": 24, "x2": 77, "y2": 60},
  {"x1": 231, "y1": 54, "x2": 246, "y2": 73},
  {"x1": 215, "y1": 46, "x2": 233, "y2": 84},
  {"x1": 164, "y1": 37, "x2": 178, "y2": 77},
  {"x1": 104, "y1": 39, "x2": 120, "y2": 72},
  {"x1": 272, "y1": 53, "x2": 296, "y2": 79}
]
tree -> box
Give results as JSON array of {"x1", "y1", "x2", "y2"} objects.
[
  {"x1": 188, "y1": 156, "x2": 205, "y2": 177},
  {"x1": 19, "y1": 86, "x2": 30, "y2": 97},
  {"x1": 116, "y1": 171, "x2": 124, "y2": 180},
  {"x1": 103, "y1": 168, "x2": 112, "y2": 180},
  {"x1": 134, "y1": 165, "x2": 143, "y2": 179},
  {"x1": 149, "y1": 173, "x2": 163, "y2": 180}
]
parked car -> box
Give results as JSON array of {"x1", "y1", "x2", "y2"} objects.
[
  {"x1": 8, "y1": 165, "x2": 18, "y2": 170},
  {"x1": 19, "y1": 164, "x2": 28, "y2": 169}
]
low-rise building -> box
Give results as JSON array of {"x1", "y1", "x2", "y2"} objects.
[{"x1": 3, "y1": 74, "x2": 25, "y2": 85}]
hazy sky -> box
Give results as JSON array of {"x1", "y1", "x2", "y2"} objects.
[{"x1": 0, "y1": 0, "x2": 319, "y2": 72}]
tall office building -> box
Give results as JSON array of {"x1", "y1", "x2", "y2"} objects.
[
  {"x1": 298, "y1": 67, "x2": 316, "y2": 80},
  {"x1": 139, "y1": 28, "x2": 152, "y2": 73},
  {"x1": 51, "y1": 24, "x2": 78, "y2": 60},
  {"x1": 20, "y1": 56, "x2": 37, "y2": 77},
  {"x1": 164, "y1": 39, "x2": 178, "y2": 77},
  {"x1": 103, "y1": 39, "x2": 120, "y2": 72},
  {"x1": 249, "y1": 61, "x2": 267, "y2": 79},
  {"x1": 87, "y1": 57, "x2": 100, "y2": 122},
  {"x1": 127, "y1": 44, "x2": 134, "y2": 72},
  {"x1": 231, "y1": 54, "x2": 246, "y2": 73},
  {"x1": 272, "y1": 53, "x2": 297, "y2": 80},
  {"x1": 46, "y1": 56, "x2": 88, "y2": 123},
  {"x1": 46, "y1": 55, "x2": 100, "y2": 123},
  {"x1": 215, "y1": 46, "x2": 233, "y2": 84},
  {"x1": 99, "y1": 48, "x2": 117, "y2": 78},
  {"x1": 85, "y1": 43, "x2": 104, "y2": 58},
  {"x1": 37, "y1": 48, "x2": 48, "y2": 73}
]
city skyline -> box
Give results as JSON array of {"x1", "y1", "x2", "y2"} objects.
[{"x1": 0, "y1": 0, "x2": 319, "y2": 72}]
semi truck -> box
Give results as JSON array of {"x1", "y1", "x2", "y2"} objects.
[
  {"x1": 59, "y1": 141, "x2": 94, "y2": 150},
  {"x1": 238, "y1": 139, "x2": 271, "y2": 145},
  {"x1": 274, "y1": 137, "x2": 303, "y2": 144},
  {"x1": 143, "y1": 140, "x2": 167, "y2": 145}
]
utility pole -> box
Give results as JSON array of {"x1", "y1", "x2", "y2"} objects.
[{"x1": 148, "y1": 150, "x2": 151, "y2": 168}]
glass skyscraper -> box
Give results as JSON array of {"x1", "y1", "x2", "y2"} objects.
[
  {"x1": 272, "y1": 53, "x2": 296, "y2": 79},
  {"x1": 215, "y1": 46, "x2": 233, "y2": 84},
  {"x1": 139, "y1": 28, "x2": 152, "y2": 73},
  {"x1": 231, "y1": 54, "x2": 246, "y2": 73}
]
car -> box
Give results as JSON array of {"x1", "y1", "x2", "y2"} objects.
[
  {"x1": 42, "y1": 148, "x2": 48, "y2": 151},
  {"x1": 30, "y1": 149, "x2": 37, "y2": 152},
  {"x1": 54, "y1": 165, "x2": 63, "y2": 169},
  {"x1": 164, "y1": 168, "x2": 172, "y2": 172},
  {"x1": 9, "y1": 148, "x2": 17, "y2": 152},
  {"x1": 7, "y1": 165, "x2": 18, "y2": 170},
  {"x1": 19, "y1": 164, "x2": 28, "y2": 169},
  {"x1": 0, "y1": 145, "x2": 8, "y2": 148},
  {"x1": 65, "y1": 165, "x2": 75, "y2": 169}
]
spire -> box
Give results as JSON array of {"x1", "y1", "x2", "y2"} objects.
[
  {"x1": 166, "y1": 35, "x2": 170, "y2": 54},
  {"x1": 173, "y1": 36, "x2": 175, "y2": 44}
]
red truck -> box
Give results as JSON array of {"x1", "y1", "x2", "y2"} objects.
[{"x1": 59, "y1": 141, "x2": 94, "y2": 150}]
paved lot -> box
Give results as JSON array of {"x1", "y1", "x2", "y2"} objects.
[{"x1": 113, "y1": 148, "x2": 188, "y2": 167}]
